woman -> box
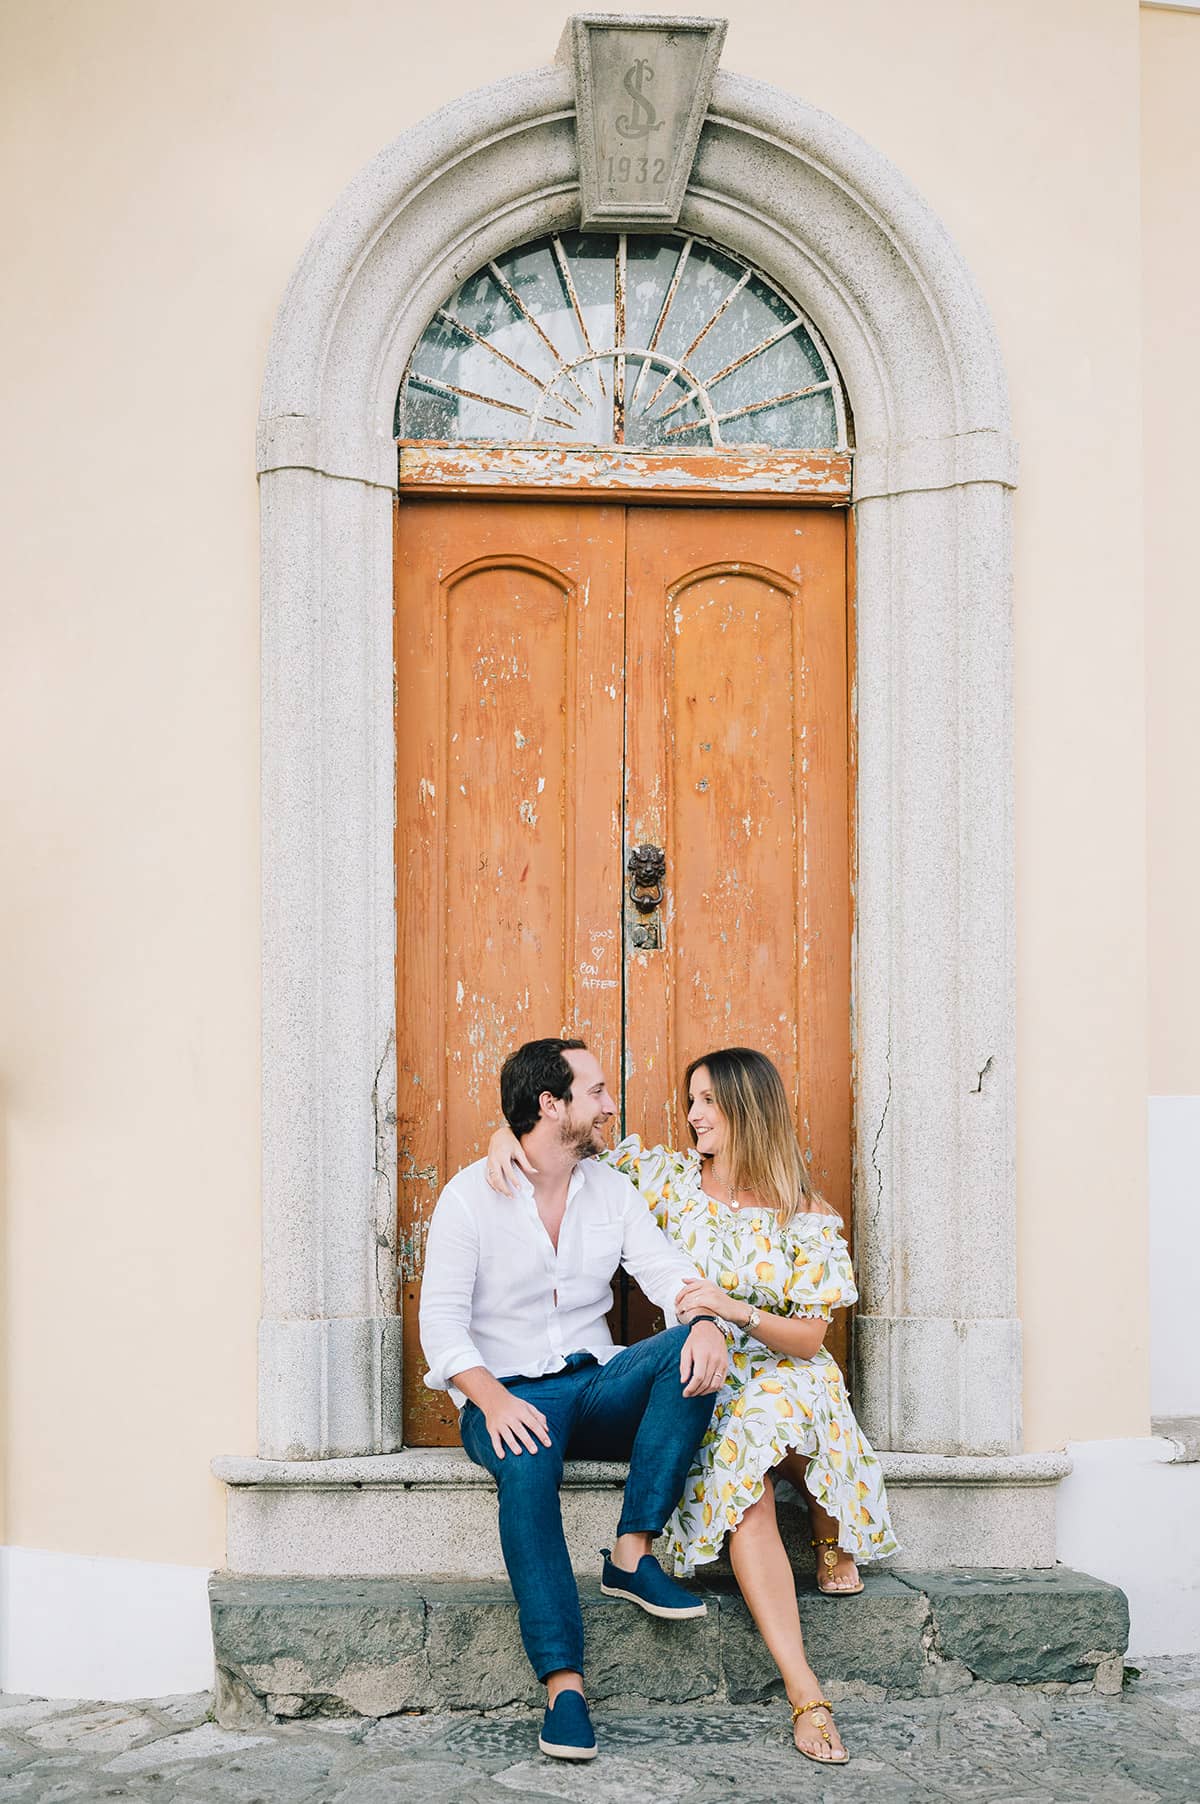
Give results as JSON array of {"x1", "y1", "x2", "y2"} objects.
[{"x1": 488, "y1": 1046, "x2": 897, "y2": 1766}]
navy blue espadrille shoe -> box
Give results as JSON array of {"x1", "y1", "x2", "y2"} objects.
[
  {"x1": 600, "y1": 1548, "x2": 708, "y2": 1618},
  {"x1": 538, "y1": 1690, "x2": 597, "y2": 1760}
]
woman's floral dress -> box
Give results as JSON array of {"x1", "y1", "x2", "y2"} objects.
[{"x1": 609, "y1": 1135, "x2": 899, "y2": 1577}]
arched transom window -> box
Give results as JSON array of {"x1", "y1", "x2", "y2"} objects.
[{"x1": 397, "y1": 232, "x2": 847, "y2": 450}]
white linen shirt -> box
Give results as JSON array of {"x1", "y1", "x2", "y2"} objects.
[{"x1": 419, "y1": 1155, "x2": 703, "y2": 1408}]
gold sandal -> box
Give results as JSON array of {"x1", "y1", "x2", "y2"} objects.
[
  {"x1": 812, "y1": 1535, "x2": 864, "y2": 1596},
  {"x1": 791, "y1": 1697, "x2": 850, "y2": 1765}
]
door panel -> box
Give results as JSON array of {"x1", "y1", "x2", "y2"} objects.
[
  {"x1": 395, "y1": 498, "x2": 626, "y2": 1443},
  {"x1": 395, "y1": 496, "x2": 851, "y2": 1443},
  {"x1": 623, "y1": 507, "x2": 852, "y2": 1363}
]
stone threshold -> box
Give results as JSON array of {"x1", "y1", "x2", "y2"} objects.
[
  {"x1": 214, "y1": 1448, "x2": 1073, "y2": 1575},
  {"x1": 210, "y1": 1566, "x2": 1128, "y2": 1729},
  {"x1": 213, "y1": 1447, "x2": 1072, "y2": 1488}
]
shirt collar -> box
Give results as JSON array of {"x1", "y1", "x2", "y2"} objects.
[{"x1": 510, "y1": 1159, "x2": 592, "y2": 1203}]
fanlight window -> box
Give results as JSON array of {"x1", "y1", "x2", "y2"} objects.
[{"x1": 396, "y1": 232, "x2": 847, "y2": 451}]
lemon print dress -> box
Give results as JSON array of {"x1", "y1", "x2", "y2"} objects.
[{"x1": 609, "y1": 1135, "x2": 898, "y2": 1576}]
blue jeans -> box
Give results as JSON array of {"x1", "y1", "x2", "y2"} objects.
[{"x1": 458, "y1": 1326, "x2": 716, "y2": 1682}]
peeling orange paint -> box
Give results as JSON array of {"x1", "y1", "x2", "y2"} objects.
[
  {"x1": 398, "y1": 442, "x2": 852, "y2": 504},
  {"x1": 396, "y1": 493, "x2": 853, "y2": 1435}
]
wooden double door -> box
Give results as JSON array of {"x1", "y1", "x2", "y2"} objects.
[{"x1": 395, "y1": 494, "x2": 852, "y2": 1444}]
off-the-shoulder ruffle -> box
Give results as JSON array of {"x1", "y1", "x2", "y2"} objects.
[{"x1": 608, "y1": 1131, "x2": 857, "y2": 1318}]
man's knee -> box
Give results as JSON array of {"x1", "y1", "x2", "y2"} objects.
[
  {"x1": 654, "y1": 1321, "x2": 700, "y2": 1382},
  {"x1": 656, "y1": 1322, "x2": 692, "y2": 1360},
  {"x1": 641, "y1": 1323, "x2": 721, "y2": 1409},
  {"x1": 494, "y1": 1444, "x2": 563, "y2": 1495}
]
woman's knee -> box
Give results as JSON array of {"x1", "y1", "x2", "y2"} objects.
[{"x1": 729, "y1": 1485, "x2": 778, "y2": 1541}]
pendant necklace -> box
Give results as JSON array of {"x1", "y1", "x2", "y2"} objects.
[{"x1": 706, "y1": 1160, "x2": 743, "y2": 1209}]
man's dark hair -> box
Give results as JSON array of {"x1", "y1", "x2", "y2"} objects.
[{"x1": 500, "y1": 1038, "x2": 587, "y2": 1139}]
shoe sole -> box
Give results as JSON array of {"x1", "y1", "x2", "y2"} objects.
[
  {"x1": 600, "y1": 1580, "x2": 707, "y2": 1619},
  {"x1": 538, "y1": 1737, "x2": 598, "y2": 1760}
]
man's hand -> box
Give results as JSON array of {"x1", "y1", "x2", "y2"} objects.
[
  {"x1": 483, "y1": 1390, "x2": 553, "y2": 1459},
  {"x1": 485, "y1": 1126, "x2": 537, "y2": 1197},
  {"x1": 675, "y1": 1276, "x2": 737, "y2": 1323},
  {"x1": 680, "y1": 1320, "x2": 728, "y2": 1397}
]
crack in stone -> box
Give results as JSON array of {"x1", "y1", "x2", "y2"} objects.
[
  {"x1": 970, "y1": 1054, "x2": 995, "y2": 1095},
  {"x1": 869, "y1": 1057, "x2": 891, "y2": 1209},
  {"x1": 868, "y1": 1035, "x2": 893, "y2": 1294},
  {"x1": 371, "y1": 1032, "x2": 397, "y2": 1308}
]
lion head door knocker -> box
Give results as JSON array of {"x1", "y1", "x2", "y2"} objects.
[{"x1": 627, "y1": 843, "x2": 667, "y2": 951}]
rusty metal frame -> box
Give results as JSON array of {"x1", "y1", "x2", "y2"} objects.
[{"x1": 399, "y1": 229, "x2": 849, "y2": 452}]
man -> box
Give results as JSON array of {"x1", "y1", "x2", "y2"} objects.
[{"x1": 420, "y1": 1037, "x2": 727, "y2": 1762}]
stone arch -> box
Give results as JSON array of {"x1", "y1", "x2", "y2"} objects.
[{"x1": 255, "y1": 62, "x2": 1018, "y2": 1466}]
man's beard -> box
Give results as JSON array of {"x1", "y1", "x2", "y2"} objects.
[{"x1": 560, "y1": 1117, "x2": 606, "y2": 1158}]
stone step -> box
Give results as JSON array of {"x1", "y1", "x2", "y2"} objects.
[{"x1": 210, "y1": 1567, "x2": 1129, "y2": 1728}]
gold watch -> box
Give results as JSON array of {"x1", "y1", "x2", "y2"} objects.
[{"x1": 744, "y1": 1305, "x2": 762, "y2": 1332}]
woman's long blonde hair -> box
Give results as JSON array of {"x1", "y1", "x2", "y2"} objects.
[{"x1": 684, "y1": 1046, "x2": 827, "y2": 1226}]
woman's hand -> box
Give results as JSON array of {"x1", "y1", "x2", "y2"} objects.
[
  {"x1": 485, "y1": 1126, "x2": 537, "y2": 1196},
  {"x1": 675, "y1": 1276, "x2": 740, "y2": 1324}
]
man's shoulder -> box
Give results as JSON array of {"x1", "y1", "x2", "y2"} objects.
[
  {"x1": 451, "y1": 1155, "x2": 488, "y2": 1185},
  {"x1": 435, "y1": 1158, "x2": 489, "y2": 1210}
]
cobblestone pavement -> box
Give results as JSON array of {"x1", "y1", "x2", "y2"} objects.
[{"x1": 1, "y1": 1657, "x2": 1198, "y2": 1803}]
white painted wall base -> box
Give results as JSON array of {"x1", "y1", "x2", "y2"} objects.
[
  {"x1": 0, "y1": 1548, "x2": 214, "y2": 1701},
  {"x1": 1056, "y1": 1438, "x2": 1200, "y2": 1656}
]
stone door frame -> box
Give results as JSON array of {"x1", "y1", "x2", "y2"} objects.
[{"x1": 254, "y1": 63, "x2": 1019, "y2": 1465}]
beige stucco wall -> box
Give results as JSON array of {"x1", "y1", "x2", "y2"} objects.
[
  {"x1": 0, "y1": 0, "x2": 1150, "y2": 1567},
  {"x1": 1143, "y1": 6, "x2": 1200, "y2": 1097}
]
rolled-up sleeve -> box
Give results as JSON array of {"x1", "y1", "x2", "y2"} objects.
[
  {"x1": 419, "y1": 1185, "x2": 486, "y2": 1392},
  {"x1": 616, "y1": 1176, "x2": 702, "y2": 1317}
]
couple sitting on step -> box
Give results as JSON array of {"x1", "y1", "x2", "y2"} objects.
[{"x1": 419, "y1": 1038, "x2": 897, "y2": 1767}]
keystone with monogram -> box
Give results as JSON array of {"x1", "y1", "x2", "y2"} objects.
[{"x1": 419, "y1": 1037, "x2": 727, "y2": 1763}]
